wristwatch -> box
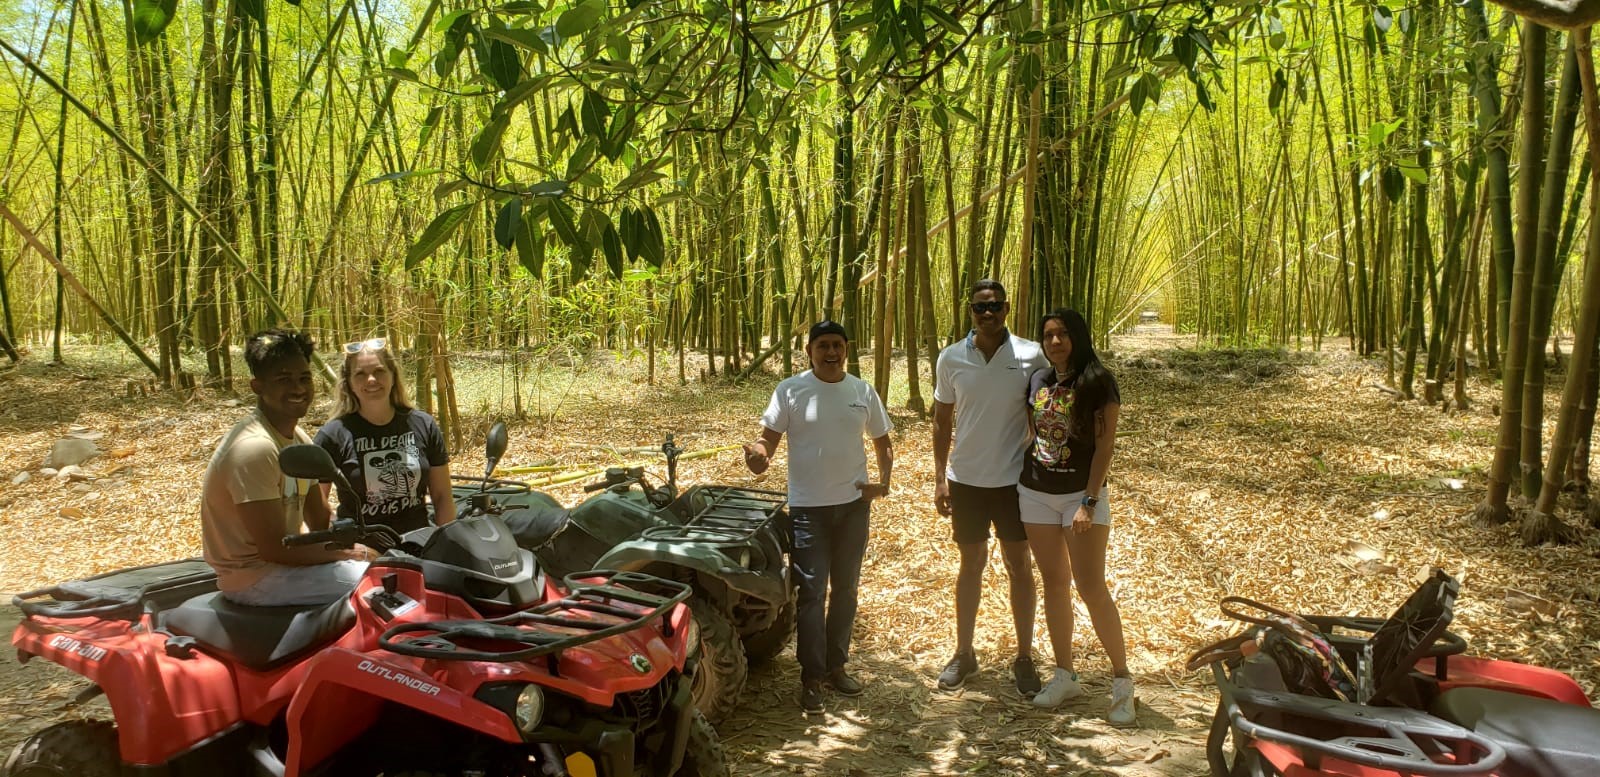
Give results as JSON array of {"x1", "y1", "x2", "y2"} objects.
[{"x1": 1081, "y1": 494, "x2": 1099, "y2": 509}]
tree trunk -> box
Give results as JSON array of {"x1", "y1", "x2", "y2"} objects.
[{"x1": 1477, "y1": 20, "x2": 1549, "y2": 525}]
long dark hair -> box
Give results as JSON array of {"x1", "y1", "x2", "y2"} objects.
[{"x1": 1039, "y1": 308, "x2": 1119, "y2": 437}]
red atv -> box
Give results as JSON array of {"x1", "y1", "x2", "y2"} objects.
[
  {"x1": 5, "y1": 424, "x2": 726, "y2": 777},
  {"x1": 1186, "y1": 569, "x2": 1600, "y2": 777}
]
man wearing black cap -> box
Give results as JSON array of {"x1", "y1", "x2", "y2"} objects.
[{"x1": 744, "y1": 320, "x2": 894, "y2": 714}]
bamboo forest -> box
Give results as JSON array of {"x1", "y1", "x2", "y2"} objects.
[
  {"x1": 10, "y1": 0, "x2": 1600, "y2": 541},
  {"x1": 8, "y1": 0, "x2": 1600, "y2": 773}
]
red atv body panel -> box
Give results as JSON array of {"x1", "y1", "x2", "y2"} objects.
[{"x1": 13, "y1": 561, "x2": 693, "y2": 773}]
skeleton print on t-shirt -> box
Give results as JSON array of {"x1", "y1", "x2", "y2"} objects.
[{"x1": 357, "y1": 433, "x2": 422, "y2": 518}]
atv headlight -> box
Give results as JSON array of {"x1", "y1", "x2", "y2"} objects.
[
  {"x1": 514, "y1": 685, "x2": 545, "y2": 733},
  {"x1": 685, "y1": 612, "x2": 702, "y2": 663}
]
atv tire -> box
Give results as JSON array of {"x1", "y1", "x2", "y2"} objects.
[
  {"x1": 673, "y1": 709, "x2": 729, "y2": 777},
  {"x1": 688, "y1": 596, "x2": 746, "y2": 723},
  {"x1": 3, "y1": 720, "x2": 120, "y2": 777},
  {"x1": 741, "y1": 592, "x2": 796, "y2": 665}
]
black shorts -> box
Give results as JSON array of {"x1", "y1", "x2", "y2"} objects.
[{"x1": 948, "y1": 480, "x2": 1027, "y2": 544}]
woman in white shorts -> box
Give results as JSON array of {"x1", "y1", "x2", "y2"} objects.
[{"x1": 1018, "y1": 308, "x2": 1134, "y2": 726}]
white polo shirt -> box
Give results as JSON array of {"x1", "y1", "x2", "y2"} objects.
[
  {"x1": 760, "y1": 371, "x2": 893, "y2": 508},
  {"x1": 933, "y1": 330, "x2": 1045, "y2": 487}
]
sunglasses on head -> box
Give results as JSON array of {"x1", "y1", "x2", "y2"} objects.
[
  {"x1": 343, "y1": 337, "x2": 387, "y2": 354},
  {"x1": 970, "y1": 300, "x2": 1005, "y2": 315}
]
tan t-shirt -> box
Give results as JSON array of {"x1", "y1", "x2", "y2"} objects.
[{"x1": 201, "y1": 410, "x2": 313, "y2": 593}]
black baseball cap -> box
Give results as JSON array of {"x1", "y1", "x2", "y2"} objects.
[{"x1": 808, "y1": 320, "x2": 849, "y2": 343}]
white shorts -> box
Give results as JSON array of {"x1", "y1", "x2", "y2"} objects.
[{"x1": 1018, "y1": 484, "x2": 1111, "y2": 527}]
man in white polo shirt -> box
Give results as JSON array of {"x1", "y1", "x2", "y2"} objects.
[
  {"x1": 744, "y1": 320, "x2": 894, "y2": 715},
  {"x1": 932, "y1": 279, "x2": 1046, "y2": 695}
]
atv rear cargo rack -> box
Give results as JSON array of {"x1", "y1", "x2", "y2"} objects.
[
  {"x1": 641, "y1": 487, "x2": 788, "y2": 547},
  {"x1": 13, "y1": 558, "x2": 219, "y2": 620},
  {"x1": 378, "y1": 569, "x2": 693, "y2": 666}
]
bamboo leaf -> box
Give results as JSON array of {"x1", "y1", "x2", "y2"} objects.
[
  {"x1": 494, "y1": 197, "x2": 523, "y2": 249},
  {"x1": 131, "y1": 0, "x2": 178, "y2": 44},
  {"x1": 364, "y1": 169, "x2": 443, "y2": 185},
  {"x1": 435, "y1": 9, "x2": 473, "y2": 32},
  {"x1": 434, "y1": 179, "x2": 470, "y2": 201},
  {"x1": 405, "y1": 204, "x2": 474, "y2": 271},
  {"x1": 1381, "y1": 166, "x2": 1406, "y2": 201}
]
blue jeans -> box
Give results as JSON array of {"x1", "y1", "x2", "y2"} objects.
[{"x1": 791, "y1": 500, "x2": 870, "y2": 682}]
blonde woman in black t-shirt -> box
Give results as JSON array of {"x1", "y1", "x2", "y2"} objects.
[
  {"x1": 1019, "y1": 309, "x2": 1135, "y2": 726},
  {"x1": 313, "y1": 338, "x2": 456, "y2": 534}
]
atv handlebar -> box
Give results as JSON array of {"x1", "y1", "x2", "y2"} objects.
[
  {"x1": 282, "y1": 520, "x2": 401, "y2": 552},
  {"x1": 1211, "y1": 668, "x2": 1506, "y2": 776}
]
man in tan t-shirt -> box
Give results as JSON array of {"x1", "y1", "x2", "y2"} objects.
[{"x1": 201, "y1": 328, "x2": 366, "y2": 606}]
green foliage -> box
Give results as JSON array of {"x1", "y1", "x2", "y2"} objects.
[{"x1": 131, "y1": 0, "x2": 179, "y2": 44}]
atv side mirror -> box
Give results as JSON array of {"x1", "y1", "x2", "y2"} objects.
[
  {"x1": 280, "y1": 443, "x2": 339, "y2": 481},
  {"x1": 280, "y1": 444, "x2": 361, "y2": 512},
  {"x1": 484, "y1": 422, "x2": 509, "y2": 483}
]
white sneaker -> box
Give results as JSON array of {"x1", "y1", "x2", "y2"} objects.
[
  {"x1": 1032, "y1": 667, "x2": 1083, "y2": 708},
  {"x1": 1108, "y1": 676, "x2": 1136, "y2": 726}
]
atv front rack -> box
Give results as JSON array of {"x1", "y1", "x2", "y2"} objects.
[
  {"x1": 641, "y1": 487, "x2": 788, "y2": 547},
  {"x1": 13, "y1": 558, "x2": 219, "y2": 620},
  {"x1": 378, "y1": 569, "x2": 692, "y2": 667}
]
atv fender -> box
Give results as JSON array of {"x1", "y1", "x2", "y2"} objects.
[
  {"x1": 12, "y1": 619, "x2": 241, "y2": 766},
  {"x1": 281, "y1": 647, "x2": 519, "y2": 777},
  {"x1": 593, "y1": 543, "x2": 789, "y2": 607}
]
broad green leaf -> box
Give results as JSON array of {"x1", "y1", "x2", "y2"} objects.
[
  {"x1": 480, "y1": 36, "x2": 523, "y2": 91},
  {"x1": 1195, "y1": 81, "x2": 1216, "y2": 113},
  {"x1": 238, "y1": 0, "x2": 265, "y2": 24},
  {"x1": 556, "y1": 0, "x2": 604, "y2": 38},
  {"x1": 471, "y1": 113, "x2": 511, "y2": 170},
  {"x1": 1381, "y1": 166, "x2": 1406, "y2": 201},
  {"x1": 622, "y1": 267, "x2": 657, "y2": 282},
  {"x1": 131, "y1": 0, "x2": 179, "y2": 44},
  {"x1": 405, "y1": 204, "x2": 474, "y2": 271},
  {"x1": 1373, "y1": 5, "x2": 1393, "y2": 34},
  {"x1": 387, "y1": 47, "x2": 410, "y2": 69},
  {"x1": 1397, "y1": 158, "x2": 1428, "y2": 185},
  {"x1": 498, "y1": 76, "x2": 551, "y2": 113},
  {"x1": 528, "y1": 180, "x2": 570, "y2": 198},
  {"x1": 620, "y1": 206, "x2": 642, "y2": 262},
  {"x1": 597, "y1": 211, "x2": 624, "y2": 278},
  {"x1": 639, "y1": 204, "x2": 665, "y2": 267},
  {"x1": 483, "y1": 27, "x2": 549, "y2": 55},
  {"x1": 581, "y1": 89, "x2": 610, "y2": 138},
  {"x1": 384, "y1": 68, "x2": 423, "y2": 84},
  {"x1": 1130, "y1": 77, "x2": 1148, "y2": 116},
  {"x1": 434, "y1": 179, "x2": 469, "y2": 201},
  {"x1": 514, "y1": 209, "x2": 545, "y2": 276},
  {"x1": 500, "y1": 1, "x2": 545, "y2": 14},
  {"x1": 495, "y1": 197, "x2": 523, "y2": 249},
  {"x1": 614, "y1": 169, "x2": 664, "y2": 193},
  {"x1": 1268, "y1": 69, "x2": 1286, "y2": 113},
  {"x1": 549, "y1": 199, "x2": 581, "y2": 247},
  {"x1": 1018, "y1": 52, "x2": 1043, "y2": 94},
  {"x1": 435, "y1": 9, "x2": 473, "y2": 33},
  {"x1": 1018, "y1": 30, "x2": 1046, "y2": 45}
]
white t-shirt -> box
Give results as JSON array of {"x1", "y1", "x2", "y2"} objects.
[
  {"x1": 933, "y1": 330, "x2": 1045, "y2": 487},
  {"x1": 760, "y1": 371, "x2": 893, "y2": 508}
]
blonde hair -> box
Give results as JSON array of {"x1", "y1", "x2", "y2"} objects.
[{"x1": 331, "y1": 344, "x2": 413, "y2": 419}]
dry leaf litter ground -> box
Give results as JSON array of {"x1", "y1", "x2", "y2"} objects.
[{"x1": 1, "y1": 324, "x2": 1598, "y2": 776}]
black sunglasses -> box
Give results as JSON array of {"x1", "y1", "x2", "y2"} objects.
[{"x1": 970, "y1": 300, "x2": 1005, "y2": 315}]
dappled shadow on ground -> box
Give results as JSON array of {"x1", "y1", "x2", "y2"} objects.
[
  {"x1": 720, "y1": 652, "x2": 1206, "y2": 776},
  {"x1": 3, "y1": 334, "x2": 1600, "y2": 775}
]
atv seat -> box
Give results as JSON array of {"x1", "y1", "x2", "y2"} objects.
[
  {"x1": 1430, "y1": 687, "x2": 1600, "y2": 777},
  {"x1": 161, "y1": 592, "x2": 356, "y2": 670}
]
